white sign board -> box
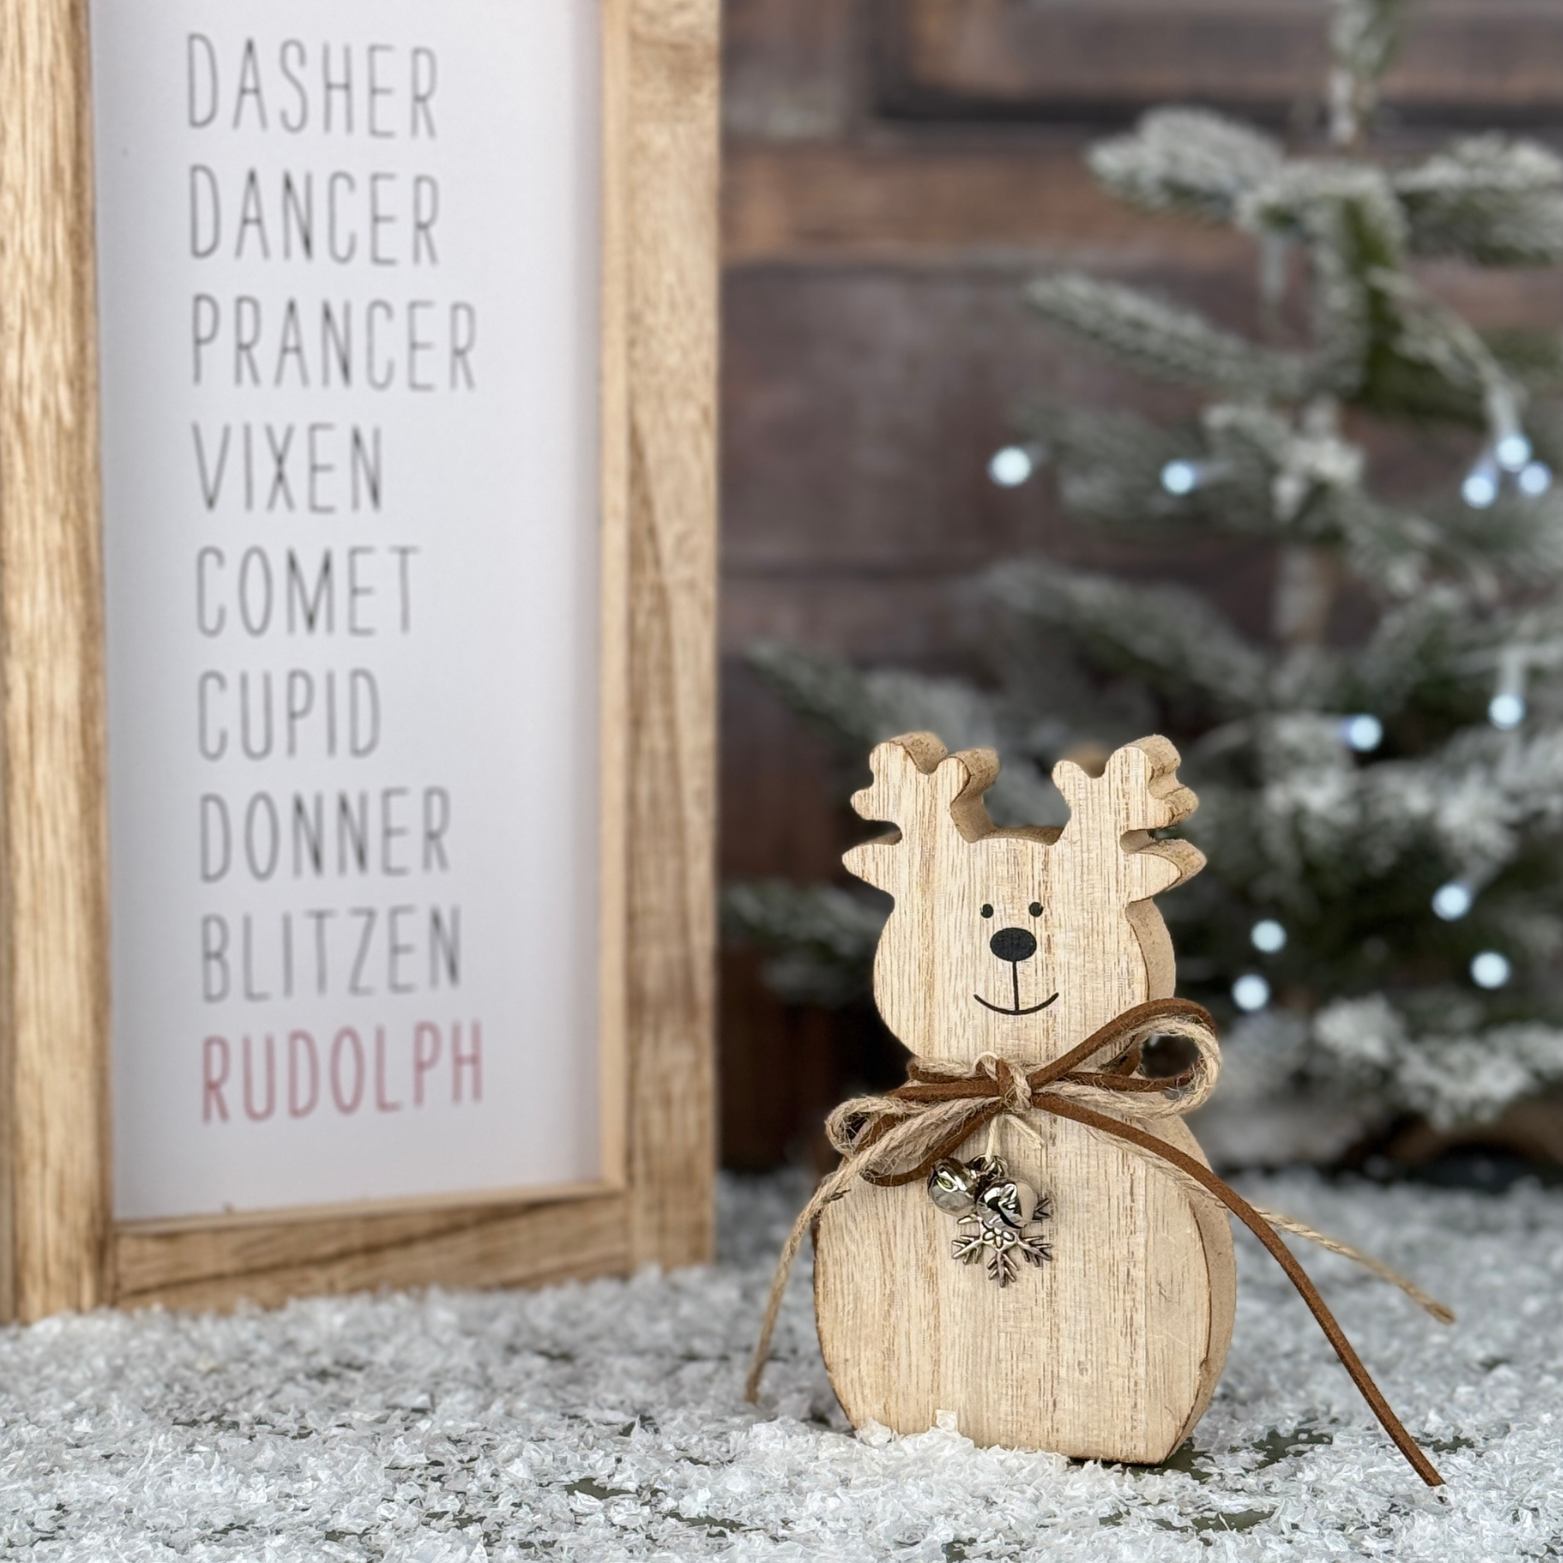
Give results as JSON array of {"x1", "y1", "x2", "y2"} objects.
[{"x1": 91, "y1": 0, "x2": 603, "y2": 1220}]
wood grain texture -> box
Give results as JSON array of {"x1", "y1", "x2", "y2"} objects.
[
  {"x1": 815, "y1": 734, "x2": 1235, "y2": 1461},
  {"x1": 0, "y1": 0, "x2": 112, "y2": 1322},
  {"x1": 115, "y1": 1193, "x2": 630, "y2": 1313},
  {"x1": 619, "y1": 0, "x2": 721, "y2": 1269},
  {"x1": 817, "y1": 1118, "x2": 1235, "y2": 1459},
  {"x1": 885, "y1": 0, "x2": 1563, "y2": 123},
  {"x1": 723, "y1": 143, "x2": 1251, "y2": 267},
  {"x1": 0, "y1": 0, "x2": 717, "y2": 1316}
]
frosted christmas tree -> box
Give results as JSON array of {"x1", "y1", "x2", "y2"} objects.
[{"x1": 729, "y1": 0, "x2": 1563, "y2": 1157}]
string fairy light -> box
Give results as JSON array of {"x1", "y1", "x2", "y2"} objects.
[
  {"x1": 988, "y1": 445, "x2": 1037, "y2": 488},
  {"x1": 1250, "y1": 919, "x2": 1287, "y2": 953},
  {"x1": 1495, "y1": 432, "x2": 1533, "y2": 473},
  {"x1": 1470, "y1": 951, "x2": 1511, "y2": 989},
  {"x1": 1231, "y1": 973, "x2": 1271, "y2": 1012},
  {"x1": 1462, "y1": 454, "x2": 1500, "y2": 510},
  {"x1": 1489, "y1": 645, "x2": 1528, "y2": 730},
  {"x1": 1341, "y1": 713, "x2": 1383, "y2": 752},
  {"x1": 1487, "y1": 382, "x2": 1532, "y2": 474},
  {"x1": 1159, "y1": 458, "x2": 1205, "y2": 496},
  {"x1": 1519, "y1": 461, "x2": 1553, "y2": 498},
  {"x1": 1469, "y1": 385, "x2": 1550, "y2": 502},
  {"x1": 1489, "y1": 691, "x2": 1526, "y2": 729}
]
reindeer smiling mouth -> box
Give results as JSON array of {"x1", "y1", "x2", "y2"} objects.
[{"x1": 974, "y1": 925, "x2": 1060, "y2": 1016}]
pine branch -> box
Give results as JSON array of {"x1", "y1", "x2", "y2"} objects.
[
  {"x1": 1313, "y1": 993, "x2": 1563, "y2": 1126},
  {"x1": 1022, "y1": 401, "x2": 1352, "y2": 547},
  {"x1": 1243, "y1": 161, "x2": 1408, "y2": 263},
  {"x1": 1360, "y1": 267, "x2": 1510, "y2": 425},
  {"x1": 1018, "y1": 406, "x2": 1201, "y2": 531},
  {"x1": 1204, "y1": 399, "x2": 1372, "y2": 535},
  {"x1": 1328, "y1": 0, "x2": 1415, "y2": 147},
  {"x1": 1330, "y1": 0, "x2": 1414, "y2": 89},
  {"x1": 1489, "y1": 895, "x2": 1563, "y2": 969},
  {"x1": 1429, "y1": 490, "x2": 1563, "y2": 593},
  {"x1": 1342, "y1": 587, "x2": 1475, "y2": 715},
  {"x1": 1327, "y1": 489, "x2": 1442, "y2": 599},
  {"x1": 1222, "y1": 723, "x2": 1563, "y2": 897},
  {"x1": 1089, "y1": 108, "x2": 1284, "y2": 224},
  {"x1": 1486, "y1": 328, "x2": 1563, "y2": 395},
  {"x1": 1398, "y1": 137, "x2": 1563, "y2": 267},
  {"x1": 1191, "y1": 714, "x2": 1563, "y2": 909},
  {"x1": 1454, "y1": 724, "x2": 1563, "y2": 842},
  {"x1": 990, "y1": 561, "x2": 1271, "y2": 719},
  {"x1": 1034, "y1": 161, "x2": 1525, "y2": 428},
  {"x1": 743, "y1": 642, "x2": 1061, "y2": 825},
  {"x1": 744, "y1": 641, "x2": 981, "y2": 754},
  {"x1": 722, "y1": 880, "x2": 881, "y2": 1007},
  {"x1": 1024, "y1": 275, "x2": 1313, "y2": 400}
]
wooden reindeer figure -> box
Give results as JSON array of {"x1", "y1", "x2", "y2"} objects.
[
  {"x1": 813, "y1": 731, "x2": 1235, "y2": 1462},
  {"x1": 749, "y1": 731, "x2": 1448, "y2": 1482}
]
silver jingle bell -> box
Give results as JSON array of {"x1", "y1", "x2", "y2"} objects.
[
  {"x1": 926, "y1": 1152, "x2": 1052, "y2": 1287},
  {"x1": 926, "y1": 1154, "x2": 1039, "y2": 1226},
  {"x1": 927, "y1": 1157, "x2": 976, "y2": 1216},
  {"x1": 977, "y1": 1169, "x2": 1039, "y2": 1231}
]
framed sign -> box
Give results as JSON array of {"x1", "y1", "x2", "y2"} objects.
[{"x1": 0, "y1": 0, "x2": 717, "y2": 1318}]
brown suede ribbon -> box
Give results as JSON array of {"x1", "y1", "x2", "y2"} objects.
[
  {"x1": 850, "y1": 997, "x2": 1443, "y2": 1487},
  {"x1": 748, "y1": 997, "x2": 1448, "y2": 1488}
]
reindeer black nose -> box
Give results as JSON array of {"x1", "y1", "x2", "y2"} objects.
[{"x1": 989, "y1": 926, "x2": 1037, "y2": 963}]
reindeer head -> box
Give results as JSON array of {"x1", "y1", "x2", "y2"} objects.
[{"x1": 844, "y1": 733, "x2": 1204, "y2": 1065}]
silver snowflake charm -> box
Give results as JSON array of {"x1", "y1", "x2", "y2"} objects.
[{"x1": 926, "y1": 1154, "x2": 1052, "y2": 1287}]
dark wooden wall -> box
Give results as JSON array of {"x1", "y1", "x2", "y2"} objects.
[{"x1": 716, "y1": 0, "x2": 1563, "y2": 1168}]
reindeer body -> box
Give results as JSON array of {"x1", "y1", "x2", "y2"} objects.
[{"x1": 814, "y1": 733, "x2": 1235, "y2": 1461}]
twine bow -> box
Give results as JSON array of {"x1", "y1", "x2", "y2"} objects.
[{"x1": 746, "y1": 998, "x2": 1452, "y2": 1489}]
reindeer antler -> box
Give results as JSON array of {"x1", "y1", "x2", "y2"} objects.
[
  {"x1": 843, "y1": 733, "x2": 999, "y2": 892},
  {"x1": 1053, "y1": 737, "x2": 1204, "y2": 901}
]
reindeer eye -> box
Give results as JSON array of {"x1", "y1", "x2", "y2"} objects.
[
  {"x1": 980, "y1": 904, "x2": 994, "y2": 919},
  {"x1": 1029, "y1": 901, "x2": 1043, "y2": 918}
]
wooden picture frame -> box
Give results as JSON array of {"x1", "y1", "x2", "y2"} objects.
[{"x1": 0, "y1": 0, "x2": 718, "y2": 1320}]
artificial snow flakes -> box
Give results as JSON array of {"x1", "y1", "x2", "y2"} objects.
[{"x1": 0, "y1": 1171, "x2": 1550, "y2": 1559}]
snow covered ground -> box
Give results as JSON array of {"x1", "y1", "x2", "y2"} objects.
[{"x1": 0, "y1": 1172, "x2": 1557, "y2": 1561}]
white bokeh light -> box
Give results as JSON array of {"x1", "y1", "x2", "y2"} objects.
[
  {"x1": 1471, "y1": 951, "x2": 1511, "y2": 989},
  {"x1": 1489, "y1": 692, "x2": 1526, "y2": 729},
  {"x1": 1232, "y1": 973, "x2": 1271, "y2": 1012},
  {"x1": 1250, "y1": 919, "x2": 1287, "y2": 953},
  {"x1": 988, "y1": 446, "x2": 1034, "y2": 488},
  {"x1": 1160, "y1": 459, "x2": 1201, "y2": 496},
  {"x1": 1496, "y1": 432, "x2": 1533, "y2": 472},
  {"x1": 1462, "y1": 464, "x2": 1499, "y2": 509},
  {"x1": 1432, "y1": 881, "x2": 1473, "y2": 921},
  {"x1": 1342, "y1": 713, "x2": 1383, "y2": 752},
  {"x1": 1519, "y1": 461, "x2": 1553, "y2": 498}
]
